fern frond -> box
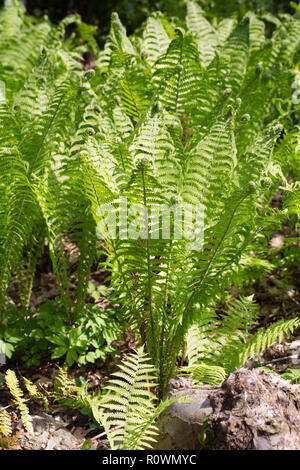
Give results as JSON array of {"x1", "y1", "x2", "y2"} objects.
[
  {"x1": 186, "y1": 1, "x2": 218, "y2": 67},
  {"x1": 217, "y1": 17, "x2": 236, "y2": 45},
  {"x1": 180, "y1": 363, "x2": 227, "y2": 386},
  {"x1": 153, "y1": 29, "x2": 206, "y2": 118},
  {"x1": 247, "y1": 11, "x2": 265, "y2": 51},
  {"x1": 0, "y1": 410, "x2": 13, "y2": 437},
  {"x1": 232, "y1": 317, "x2": 300, "y2": 371},
  {"x1": 183, "y1": 297, "x2": 300, "y2": 385},
  {"x1": 93, "y1": 347, "x2": 172, "y2": 450},
  {"x1": 142, "y1": 14, "x2": 171, "y2": 67},
  {"x1": 23, "y1": 377, "x2": 49, "y2": 412},
  {"x1": 5, "y1": 370, "x2": 34, "y2": 435},
  {"x1": 219, "y1": 17, "x2": 249, "y2": 99}
]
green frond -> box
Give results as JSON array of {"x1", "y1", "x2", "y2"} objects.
[
  {"x1": 247, "y1": 11, "x2": 265, "y2": 51},
  {"x1": 219, "y1": 17, "x2": 249, "y2": 98},
  {"x1": 217, "y1": 17, "x2": 237, "y2": 44},
  {"x1": 183, "y1": 297, "x2": 300, "y2": 384},
  {"x1": 181, "y1": 115, "x2": 237, "y2": 221},
  {"x1": 23, "y1": 377, "x2": 49, "y2": 412},
  {"x1": 180, "y1": 363, "x2": 227, "y2": 386},
  {"x1": 142, "y1": 14, "x2": 171, "y2": 67},
  {"x1": 109, "y1": 12, "x2": 137, "y2": 57},
  {"x1": 185, "y1": 1, "x2": 219, "y2": 67},
  {"x1": 120, "y1": 64, "x2": 151, "y2": 121},
  {"x1": 153, "y1": 30, "x2": 206, "y2": 118},
  {"x1": 92, "y1": 347, "x2": 172, "y2": 450},
  {"x1": 232, "y1": 317, "x2": 300, "y2": 371}
]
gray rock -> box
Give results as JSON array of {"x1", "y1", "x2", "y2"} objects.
[
  {"x1": 20, "y1": 412, "x2": 81, "y2": 450},
  {"x1": 156, "y1": 379, "x2": 215, "y2": 450},
  {"x1": 156, "y1": 369, "x2": 300, "y2": 450},
  {"x1": 208, "y1": 368, "x2": 300, "y2": 450}
]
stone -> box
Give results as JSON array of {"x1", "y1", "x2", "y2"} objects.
[
  {"x1": 156, "y1": 378, "x2": 214, "y2": 450},
  {"x1": 19, "y1": 412, "x2": 81, "y2": 450},
  {"x1": 208, "y1": 368, "x2": 300, "y2": 450}
]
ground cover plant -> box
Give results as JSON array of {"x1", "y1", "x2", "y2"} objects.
[{"x1": 0, "y1": 0, "x2": 299, "y2": 450}]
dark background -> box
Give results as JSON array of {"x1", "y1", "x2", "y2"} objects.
[{"x1": 0, "y1": 0, "x2": 295, "y2": 42}]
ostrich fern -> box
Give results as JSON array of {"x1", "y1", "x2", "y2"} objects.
[
  {"x1": 181, "y1": 297, "x2": 300, "y2": 385},
  {"x1": 81, "y1": 4, "x2": 300, "y2": 395},
  {"x1": 0, "y1": 1, "x2": 98, "y2": 320},
  {"x1": 91, "y1": 347, "x2": 175, "y2": 450},
  {"x1": 0, "y1": 1, "x2": 299, "y2": 394}
]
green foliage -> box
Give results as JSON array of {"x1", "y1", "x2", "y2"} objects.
[
  {"x1": 51, "y1": 349, "x2": 176, "y2": 450},
  {"x1": 1, "y1": 299, "x2": 124, "y2": 366},
  {"x1": 90, "y1": 347, "x2": 176, "y2": 450},
  {"x1": 181, "y1": 296, "x2": 300, "y2": 384},
  {"x1": 52, "y1": 368, "x2": 97, "y2": 410},
  {"x1": 0, "y1": 0, "x2": 299, "y2": 398},
  {"x1": 281, "y1": 368, "x2": 300, "y2": 383},
  {"x1": 88, "y1": 2, "x2": 300, "y2": 395}
]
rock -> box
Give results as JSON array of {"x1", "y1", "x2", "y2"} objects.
[
  {"x1": 208, "y1": 368, "x2": 300, "y2": 450},
  {"x1": 156, "y1": 378, "x2": 215, "y2": 450},
  {"x1": 19, "y1": 412, "x2": 81, "y2": 450}
]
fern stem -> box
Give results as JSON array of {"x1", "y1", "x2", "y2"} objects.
[
  {"x1": 174, "y1": 37, "x2": 184, "y2": 114},
  {"x1": 141, "y1": 162, "x2": 155, "y2": 359},
  {"x1": 158, "y1": 239, "x2": 173, "y2": 397}
]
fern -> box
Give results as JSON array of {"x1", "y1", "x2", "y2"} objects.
[
  {"x1": 23, "y1": 377, "x2": 49, "y2": 412},
  {"x1": 91, "y1": 348, "x2": 174, "y2": 450},
  {"x1": 0, "y1": 369, "x2": 50, "y2": 446},
  {"x1": 52, "y1": 368, "x2": 95, "y2": 410},
  {"x1": 50, "y1": 351, "x2": 176, "y2": 450},
  {"x1": 142, "y1": 13, "x2": 171, "y2": 67},
  {"x1": 186, "y1": 1, "x2": 219, "y2": 67},
  {"x1": 4, "y1": 370, "x2": 33, "y2": 435},
  {"x1": 0, "y1": 2, "x2": 102, "y2": 321},
  {"x1": 0, "y1": 409, "x2": 12, "y2": 437},
  {"x1": 182, "y1": 297, "x2": 300, "y2": 384},
  {"x1": 82, "y1": 9, "x2": 299, "y2": 396},
  {"x1": 1, "y1": 2, "x2": 299, "y2": 396}
]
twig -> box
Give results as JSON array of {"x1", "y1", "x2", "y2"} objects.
[
  {"x1": 262, "y1": 354, "x2": 300, "y2": 366},
  {"x1": 75, "y1": 424, "x2": 125, "y2": 449}
]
